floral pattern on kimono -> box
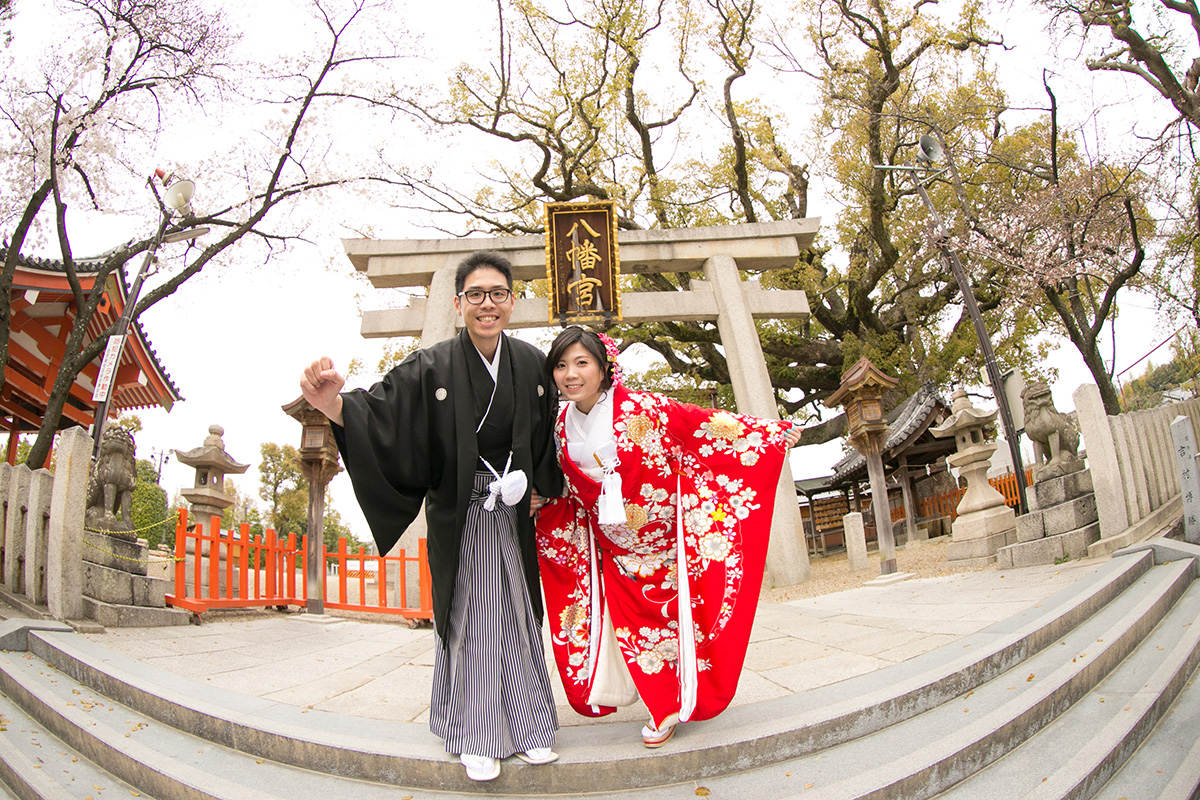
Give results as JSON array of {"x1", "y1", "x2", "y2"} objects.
[{"x1": 535, "y1": 385, "x2": 793, "y2": 727}]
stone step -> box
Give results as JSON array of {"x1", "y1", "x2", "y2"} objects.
[
  {"x1": 0, "y1": 675, "x2": 146, "y2": 800},
  {"x1": 81, "y1": 596, "x2": 190, "y2": 628},
  {"x1": 0, "y1": 647, "x2": 463, "y2": 800},
  {"x1": 1, "y1": 550, "x2": 1154, "y2": 796},
  {"x1": 1093, "y1": 651, "x2": 1200, "y2": 800},
  {"x1": 683, "y1": 557, "x2": 1195, "y2": 800},
  {"x1": 935, "y1": 570, "x2": 1200, "y2": 798},
  {"x1": 4, "y1": 545, "x2": 1197, "y2": 798}
]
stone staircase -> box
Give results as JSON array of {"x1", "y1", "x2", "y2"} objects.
[{"x1": 2, "y1": 539, "x2": 1199, "y2": 800}]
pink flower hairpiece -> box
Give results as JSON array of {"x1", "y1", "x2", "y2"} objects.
[{"x1": 596, "y1": 331, "x2": 623, "y2": 388}]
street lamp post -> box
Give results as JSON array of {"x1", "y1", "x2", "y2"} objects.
[
  {"x1": 874, "y1": 138, "x2": 1029, "y2": 515},
  {"x1": 150, "y1": 447, "x2": 171, "y2": 482},
  {"x1": 91, "y1": 173, "x2": 207, "y2": 459}
]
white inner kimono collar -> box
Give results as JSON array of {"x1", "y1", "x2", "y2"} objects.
[
  {"x1": 565, "y1": 392, "x2": 625, "y2": 524},
  {"x1": 472, "y1": 335, "x2": 503, "y2": 433},
  {"x1": 566, "y1": 391, "x2": 615, "y2": 481}
]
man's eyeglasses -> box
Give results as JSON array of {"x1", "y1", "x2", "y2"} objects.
[{"x1": 458, "y1": 288, "x2": 512, "y2": 305}]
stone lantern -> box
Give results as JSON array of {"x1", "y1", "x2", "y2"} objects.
[
  {"x1": 825, "y1": 357, "x2": 901, "y2": 575},
  {"x1": 174, "y1": 425, "x2": 249, "y2": 530},
  {"x1": 930, "y1": 388, "x2": 1016, "y2": 565},
  {"x1": 283, "y1": 396, "x2": 342, "y2": 615}
]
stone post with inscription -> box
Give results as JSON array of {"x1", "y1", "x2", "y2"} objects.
[{"x1": 1171, "y1": 415, "x2": 1200, "y2": 545}]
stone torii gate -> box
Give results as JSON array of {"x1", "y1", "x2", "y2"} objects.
[{"x1": 343, "y1": 218, "x2": 819, "y2": 586}]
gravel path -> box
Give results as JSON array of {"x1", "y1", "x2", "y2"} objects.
[{"x1": 762, "y1": 536, "x2": 994, "y2": 603}]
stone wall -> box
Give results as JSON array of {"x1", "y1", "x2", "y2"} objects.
[
  {"x1": 0, "y1": 427, "x2": 92, "y2": 622},
  {"x1": 1074, "y1": 384, "x2": 1200, "y2": 556}
]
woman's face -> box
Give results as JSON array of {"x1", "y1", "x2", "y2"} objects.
[{"x1": 553, "y1": 342, "x2": 606, "y2": 414}]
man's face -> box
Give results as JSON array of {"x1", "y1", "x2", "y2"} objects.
[{"x1": 454, "y1": 266, "x2": 514, "y2": 348}]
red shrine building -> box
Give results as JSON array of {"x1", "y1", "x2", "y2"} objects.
[{"x1": 2, "y1": 248, "x2": 181, "y2": 464}]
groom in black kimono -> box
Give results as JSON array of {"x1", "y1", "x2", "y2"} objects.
[{"x1": 300, "y1": 250, "x2": 563, "y2": 782}]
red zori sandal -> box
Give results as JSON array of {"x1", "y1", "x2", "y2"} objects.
[{"x1": 641, "y1": 714, "x2": 679, "y2": 748}]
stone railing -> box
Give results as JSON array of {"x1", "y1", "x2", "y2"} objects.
[
  {"x1": 1074, "y1": 383, "x2": 1200, "y2": 556},
  {"x1": 0, "y1": 426, "x2": 91, "y2": 623},
  {"x1": 0, "y1": 426, "x2": 187, "y2": 628}
]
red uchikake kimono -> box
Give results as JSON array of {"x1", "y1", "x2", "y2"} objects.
[{"x1": 535, "y1": 385, "x2": 794, "y2": 728}]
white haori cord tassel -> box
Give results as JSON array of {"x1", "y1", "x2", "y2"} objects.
[{"x1": 481, "y1": 451, "x2": 527, "y2": 511}]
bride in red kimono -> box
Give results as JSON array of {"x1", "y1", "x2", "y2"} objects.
[{"x1": 534, "y1": 327, "x2": 802, "y2": 747}]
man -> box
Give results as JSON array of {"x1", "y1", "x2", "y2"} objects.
[{"x1": 300, "y1": 251, "x2": 562, "y2": 782}]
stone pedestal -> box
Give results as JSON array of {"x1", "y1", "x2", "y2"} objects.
[
  {"x1": 83, "y1": 531, "x2": 149, "y2": 576},
  {"x1": 997, "y1": 470, "x2": 1100, "y2": 569},
  {"x1": 946, "y1": 506, "x2": 1016, "y2": 566},
  {"x1": 81, "y1": 531, "x2": 188, "y2": 627}
]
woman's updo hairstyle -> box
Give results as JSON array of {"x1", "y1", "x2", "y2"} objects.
[{"x1": 545, "y1": 326, "x2": 614, "y2": 391}]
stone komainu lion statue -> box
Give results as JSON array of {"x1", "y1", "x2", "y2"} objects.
[
  {"x1": 1022, "y1": 381, "x2": 1084, "y2": 483},
  {"x1": 85, "y1": 427, "x2": 138, "y2": 537}
]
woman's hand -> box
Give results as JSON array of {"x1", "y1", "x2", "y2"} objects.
[
  {"x1": 785, "y1": 424, "x2": 803, "y2": 448},
  {"x1": 530, "y1": 489, "x2": 547, "y2": 517}
]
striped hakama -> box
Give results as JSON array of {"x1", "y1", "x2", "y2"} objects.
[{"x1": 429, "y1": 471, "x2": 559, "y2": 758}]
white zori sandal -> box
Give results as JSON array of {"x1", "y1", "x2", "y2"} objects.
[
  {"x1": 641, "y1": 713, "x2": 680, "y2": 748},
  {"x1": 460, "y1": 753, "x2": 500, "y2": 781},
  {"x1": 516, "y1": 747, "x2": 559, "y2": 765}
]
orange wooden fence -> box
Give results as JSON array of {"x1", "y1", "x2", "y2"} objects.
[
  {"x1": 167, "y1": 511, "x2": 305, "y2": 615},
  {"x1": 912, "y1": 467, "x2": 1035, "y2": 522},
  {"x1": 166, "y1": 510, "x2": 433, "y2": 620},
  {"x1": 323, "y1": 536, "x2": 433, "y2": 620}
]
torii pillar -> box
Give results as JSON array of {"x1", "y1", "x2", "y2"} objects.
[{"x1": 704, "y1": 254, "x2": 811, "y2": 585}]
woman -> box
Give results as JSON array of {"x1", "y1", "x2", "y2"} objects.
[{"x1": 535, "y1": 327, "x2": 802, "y2": 747}]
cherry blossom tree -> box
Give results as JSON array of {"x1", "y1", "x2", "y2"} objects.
[
  {"x1": 1035, "y1": 0, "x2": 1200, "y2": 336},
  {"x1": 947, "y1": 81, "x2": 1159, "y2": 415},
  {"x1": 0, "y1": 0, "x2": 417, "y2": 466}
]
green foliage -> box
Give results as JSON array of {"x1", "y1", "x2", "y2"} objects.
[
  {"x1": 255, "y1": 442, "x2": 363, "y2": 550},
  {"x1": 1119, "y1": 329, "x2": 1200, "y2": 410},
  {"x1": 131, "y1": 459, "x2": 171, "y2": 550},
  {"x1": 221, "y1": 477, "x2": 265, "y2": 541},
  {"x1": 258, "y1": 443, "x2": 305, "y2": 535},
  {"x1": 112, "y1": 415, "x2": 142, "y2": 434},
  {"x1": 322, "y1": 506, "x2": 358, "y2": 552},
  {"x1": 405, "y1": 0, "x2": 1043, "y2": 443},
  {"x1": 347, "y1": 339, "x2": 419, "y2": 378},
  {"x1": 14, "y1": 436, "x2": 31, "y2": 466}
]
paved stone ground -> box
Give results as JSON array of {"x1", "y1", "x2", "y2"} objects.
[{"x1": 66, "y1": 537, "x2": 1106, "y2": 730}]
